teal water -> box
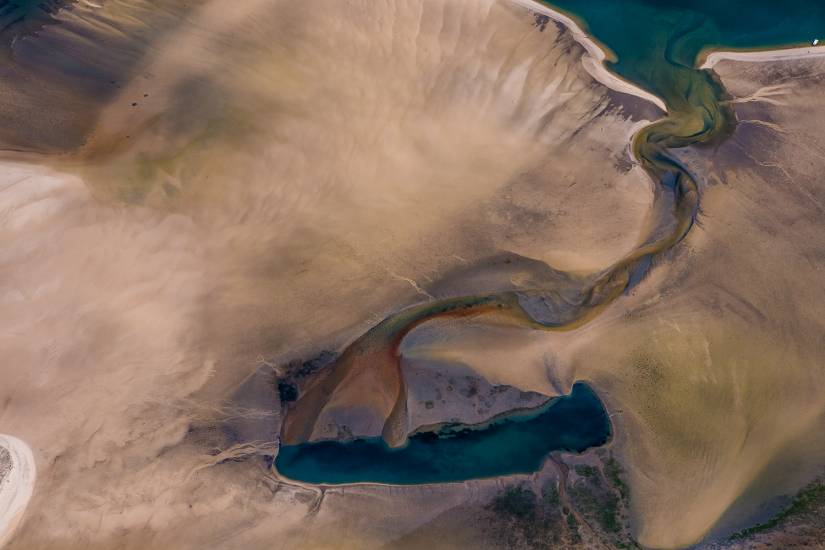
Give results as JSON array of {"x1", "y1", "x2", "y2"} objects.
[
  {"x1": 544, "y1": 0, "x2": 825, "y2": 109},
  {"x1": 276, "y1": 382, "x2": 610, "y2": 485}
]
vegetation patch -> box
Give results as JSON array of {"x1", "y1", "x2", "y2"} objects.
[
  {"x1": 277, "y1": 381, "x2": 298, "y2": 403},
  {"x1": 489, "y1": 485, "x2": 538, "y2": 521},
  {"x1": 485, "y1": 483, "x2": 566, "y2": 548},
  {"x1": 575, "y1": 464, "x2": 599, "y2": 478},
  {"x1": 729, "y1": 478, "x2": 825, "y2": 540},
  {"x1": 568, "y1": 455, "x2": 638, "y2": 548},
  {"x1": 604, "y1": 453, "x2": 630, "y2": 500}
]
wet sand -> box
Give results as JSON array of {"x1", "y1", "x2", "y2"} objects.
[
  {"x1": 0, "y1": 1, "x2": 657, "y2": 548},
  {"x1": 511, "y1": 0, "x2": 667, "y2": 111},
  {"x1": 2, "y1": 0, "x2": 824, "y2": 548}
]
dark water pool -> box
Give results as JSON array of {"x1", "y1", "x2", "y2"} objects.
[{"x1": 275, "y1": 382, "x2": 610, "y2": 485}]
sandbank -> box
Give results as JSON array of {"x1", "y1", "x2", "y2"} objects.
[
  {"x1": 700, "y1": 44, "x2": 825, "y2": 70},
  {"x1": 509, "y1": 0, "x2": 668, "y2": 111},
  {"x1": 0, "y1": 435, "x2": 35, "y2": 549}
]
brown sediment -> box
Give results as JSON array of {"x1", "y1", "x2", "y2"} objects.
[
  {"x1": 0, "y1": 0, "x2": 207, "y2": 153},
  {"x1": 4, "y1": 0, "x2": 789, "y2": 547},
  {"x1": 282, "y1": 296, "x2": 529, "y2": 447},
  {"x1": 282, "y1": 97, "x2": 710, "y2": 447},
  {"x1": 279, "y1": 0, "x2": 736, "y2": 449},
  {"x1": 406, "y1": 396, "x2": 553, "y2": 438}
]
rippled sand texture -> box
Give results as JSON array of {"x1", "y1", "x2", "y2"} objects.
[
  {"x1": 539, "y1": 54, "x2": 825, "y2": 546},
  {"x1": 0, "y1": 0, "x2": 207, "y2": 152},
  {"x1": 1, "y1": 1, "x2": 655, "y2": 548}
]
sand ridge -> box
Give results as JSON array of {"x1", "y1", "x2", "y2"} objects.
[
  {"x1": 700, "y1": 44, "x2": 825, "y2": 69},
  {"x1": 509, "y1": 0, "x2": 667, "y2": 111}
]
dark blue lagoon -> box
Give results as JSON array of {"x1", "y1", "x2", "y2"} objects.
[{"x1": 275, "y1": 382, "x2": 610, "y2": 485}]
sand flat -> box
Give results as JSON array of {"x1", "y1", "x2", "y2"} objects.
[
  {"x1": 5, "y1": 0, "x2": 825, "y2": 548},
  {"x1": 0, "y1": 1, "x2": 660, "y2": 548}
]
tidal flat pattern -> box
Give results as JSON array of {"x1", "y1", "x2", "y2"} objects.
[{"x1": 2, "y1": 1, "x2": 825, "y2": 548}]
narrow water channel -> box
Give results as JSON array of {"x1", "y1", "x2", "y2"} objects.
[{"x1": 277, "y1": 0, "x2": 825, "y2": 484}]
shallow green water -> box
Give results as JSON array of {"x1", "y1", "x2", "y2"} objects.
[
  {"x1": 544, "y1": 0, "x2": 825, "y2": 110},
  {"x1": 280, "y1": 2, "x2": 825, "y2": 486},
  {"x1": 276, "y1": 382, "x2": 610, "y2": 485}
]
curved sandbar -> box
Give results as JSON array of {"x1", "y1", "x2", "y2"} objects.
[
  {"x1": 281, "y1": 0, "x2": 712, "y2": 450},
  {"x1": 700, "y1": 44, "x2": 825, "y2": 70},
  {"x1": 510, "y1": 0, "x2": 667, "y2": 111},
  {"x1": 0, "y1": 435, "x2": 36, "y2": 549}
]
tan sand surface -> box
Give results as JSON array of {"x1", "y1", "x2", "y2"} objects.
[
  {"x1": 700, "y1": 44, "x2": 825, "y2": 69},
  {"x1": 517, "y1": 53, "x2": 825, "y2": 547},
  {"x1": 363, "y1": 34, "x2": 825, "y2": 550},
  {"x1": 0, "y1": 1, "x2": 657, "y2": 548},
  {"x1": 9, "y1": 1, "x2": 824, "y2": 549},
  {"x1": 511, "y1": 0, "x2": 667, "y2": 111}
]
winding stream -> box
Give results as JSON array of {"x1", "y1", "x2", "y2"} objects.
[{"x1": 278, "y1": 0, "x2": 825, "y2": 480}]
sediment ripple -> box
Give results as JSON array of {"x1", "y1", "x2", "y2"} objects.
[{"x1": 281, "y1": 1, "x2": 734, "y2": 449}]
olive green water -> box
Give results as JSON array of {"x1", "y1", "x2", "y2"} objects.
[
  {"x1": 280, "y1": 1, "x2": 825, "y2": 482},
  {"x1": 545, "y1": 0, "x2": 825, "y2": 108}
]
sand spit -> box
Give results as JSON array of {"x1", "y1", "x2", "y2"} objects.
[
  {"x1": 0, "y1": 436, "x2": 35, "y2": 549},
  {"x1": 700, "y1": 44, "x2": 825, "y2": 70},
  {"x1": 509, "y1": 0, "x2": 667, "y2": 111}
]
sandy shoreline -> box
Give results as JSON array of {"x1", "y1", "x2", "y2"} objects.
[
  {"x1": 510, "y1": 0, "x2": 667, "y2": 112},
  {"x1": 0, "y1": 435, "x2": 36, "y2": 549},
  {"x1": 515, "y1": 1, "x2": 825, "y2": 105},
  {"x1": 700, "y1": 44, "x2": 825, "y2": 69}
]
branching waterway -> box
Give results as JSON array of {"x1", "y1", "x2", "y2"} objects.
[{"x1": 278, "y1": 0, "x2": 825, "y2": 483}]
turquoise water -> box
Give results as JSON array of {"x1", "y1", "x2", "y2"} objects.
[
  {"x1": 276, "y1": 382, "x2": 610, "y2": 485},
  {"x1": 544, "y1": 0, "x2": 825, "y2": 109},
  {"x1": 276, "y1": 1, "x2": 825, "y2": 488}
]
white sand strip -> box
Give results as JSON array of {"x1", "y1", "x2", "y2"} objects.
[
  {"x1": 700, "y1": 44, "x2": 825, "y2": 70},
  {"x1": 508, "y1": 0, "x2": 667, "y2": 112},
  {"x1": 0, "y1": 435, "x2": 36, "y2": 549}
]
